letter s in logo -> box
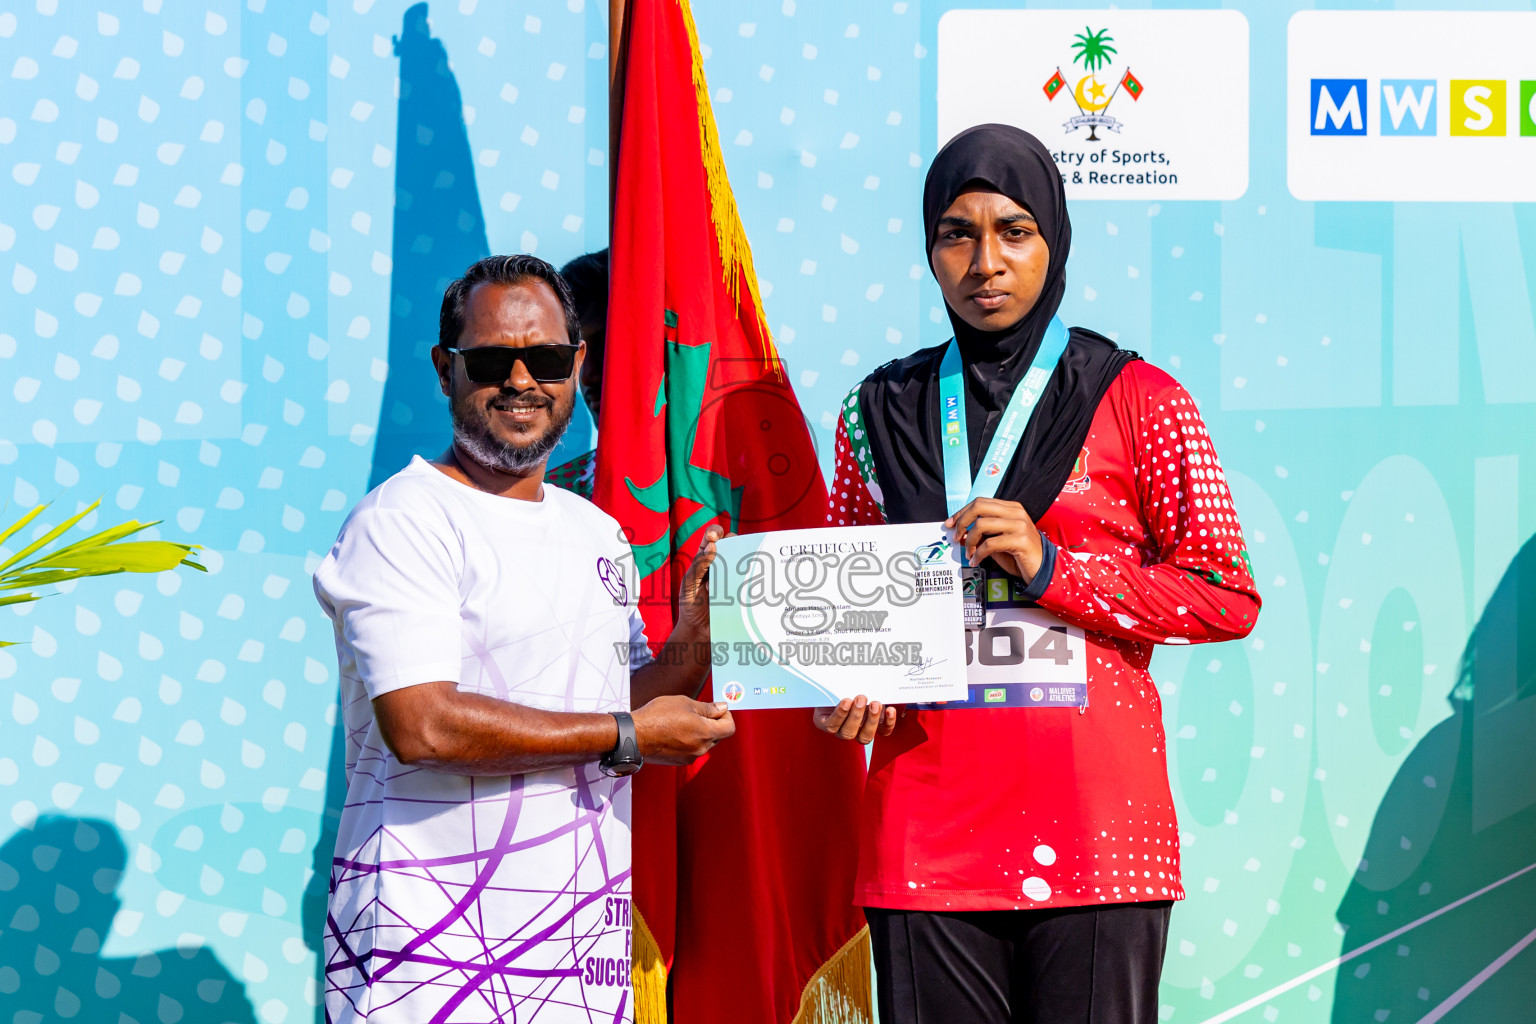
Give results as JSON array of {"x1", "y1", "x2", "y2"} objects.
[
  {"x1": 1463, "y1": 85, "x2": 1494, "y2": 131},
  {"x1": 1450, "y1": 79, "x2": 1506, "y2": 137}
]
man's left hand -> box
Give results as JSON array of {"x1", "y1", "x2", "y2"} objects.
[{"x1": 947, "y1": 498, "x2": 1043, "y2": 581}]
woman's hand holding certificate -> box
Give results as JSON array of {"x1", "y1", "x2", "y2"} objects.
[
  {"x1": 812, "y1": 697, "x2": 898, "y2": 743},
  {"x1": 945, "y1": 497, "x2": 1045, "y2": 581}
]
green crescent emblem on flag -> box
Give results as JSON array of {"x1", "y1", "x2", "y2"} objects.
[{"x1": 624, "y1": 309, "x2": 743, "y2": 576}]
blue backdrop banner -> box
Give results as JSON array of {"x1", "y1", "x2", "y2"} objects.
[{"x1": 1, "y1": 3, "x2": 1534, "y2": 1023}]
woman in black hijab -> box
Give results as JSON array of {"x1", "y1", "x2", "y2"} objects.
[
  {"x1": 859, "y1": 124, "x2": 1136, "y2": 526},
  {"x1": 816, "y1": 125, "x2": 1261, "y2": 1023}
]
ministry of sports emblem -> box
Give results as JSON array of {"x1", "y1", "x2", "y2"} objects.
[
  {"x1": 936, "y1": 9, "x2": 1248, "y2": 200},
  {"x1": 1042, "y1": 26, "x2": 1145, "y2": 141}
]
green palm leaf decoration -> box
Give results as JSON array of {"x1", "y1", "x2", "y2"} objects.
[
  {"x1": 1070, "y1": 27, "x2": 1117, "y2": 74},
  {"x1": 0, "y1": 499, "x2": 204, "y2": 646}
]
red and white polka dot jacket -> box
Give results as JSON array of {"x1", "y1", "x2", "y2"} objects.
[{"x1": 830, "y1": 359, "x2": 1261, "y2": 912}]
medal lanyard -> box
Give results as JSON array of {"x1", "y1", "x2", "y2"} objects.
[{"x1": 939, "y1": 317, "x2": 1070, "y2": 517}]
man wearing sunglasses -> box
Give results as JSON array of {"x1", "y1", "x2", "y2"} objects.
[{"x1": 314, "y1": 254, "x2": 733, "y2": 1021}]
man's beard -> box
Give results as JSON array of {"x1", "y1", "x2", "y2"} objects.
[{"x1": 451, "y1": 386, "x2": 574, "y2": 474}]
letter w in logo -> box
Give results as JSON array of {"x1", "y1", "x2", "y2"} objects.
[
  {"x1": 1311, "y1": 78, "x2": 1367, "y2": 135},
  {"x1": 1382, "y1": 79, "x2": 1437, "y2": 135}
]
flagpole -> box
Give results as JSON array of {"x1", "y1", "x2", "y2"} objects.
[
  {"x1": 1101, "y1": 66, "x2": 1126, "y2": 114},
  {"x1": 608, "y1": 0, "x2": 630, "y2": 239},
  {"x1": 1063, "y1": 66, "x2": 1087, "y2": 117}
]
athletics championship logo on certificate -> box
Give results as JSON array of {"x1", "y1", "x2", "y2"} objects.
[{"x1": 937, "y1": 9, "x2": 1249, "y2": 200}]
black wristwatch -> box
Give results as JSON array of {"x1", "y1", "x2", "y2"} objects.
[{"x1": 599, "y1": 712, "x2": 644, "y2": 778}]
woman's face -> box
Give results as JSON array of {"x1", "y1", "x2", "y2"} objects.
[{"x1": 930, "y1": 189, "x2": 1050, "y2": 333}]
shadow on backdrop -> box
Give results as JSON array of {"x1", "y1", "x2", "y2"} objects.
[
  {"x1": 1332, "y1": 534, "x2": 1536, "y2": 1022},
  {"x1": 367, "y1": 1, "x2": 490, "y2": 492},
  {"x1": 0, "y1": 816, "x2": 255, "y2": 1023},
  {"x1": 303, "y1": 4, "x2": 492, "y2": 1010},
  {"x1": 303, "y1": 7, "x2": 597, "y2": 1016}
]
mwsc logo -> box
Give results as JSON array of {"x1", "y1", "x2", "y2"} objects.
[
  {"x1": 1288, "y1": 11, "x2": 1536, "y2": 202},
  {"x1": 1310, "y1": 78, "x2": 1536, "y2": 137}
]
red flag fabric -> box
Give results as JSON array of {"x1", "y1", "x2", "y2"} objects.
[
  {"x1": 1043, "y1": 69, "x2": 1067, "y2": 100},
  {"x1": 597, "y1": 1, "x2": 871, "y2": 1022},
  {"x1": 1120, "y1": 68, "x2": 1144, "y2": 100}
]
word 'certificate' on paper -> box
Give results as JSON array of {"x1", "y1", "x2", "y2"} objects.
[{"x1": 708, "y1": 522, "x2": 969, "y2": 710}]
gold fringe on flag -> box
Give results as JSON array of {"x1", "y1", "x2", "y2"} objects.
[
  {"x1": 631, "y1": 915, "x2": 872, "y2": 1024},
  {"x1": 674, "y1": 0, "x2": 781, "y2": 375},
  {"x1": 627, "y1": 3, "x2": 861, "y2": 1019},
  {"x1": 631, "y1": 907, "x2": 670, "y2": 1024},
  {"x1": 791, "y1": 926, "x2": 875, "y2": 1024}
]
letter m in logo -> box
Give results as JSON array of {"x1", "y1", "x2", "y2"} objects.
[{"x1": 1311, "y1": 78, "x2": 1367, "y2": 135}]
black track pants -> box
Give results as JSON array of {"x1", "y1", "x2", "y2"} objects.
[{"x1": 866, "y1": 901, "x2": 1174, "y2": 1024}]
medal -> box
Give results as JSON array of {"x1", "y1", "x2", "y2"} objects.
[{"x1": 961, "y1": 566, "x2": 985, "y2": 629}]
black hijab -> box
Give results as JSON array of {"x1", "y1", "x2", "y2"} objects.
[{"x1": 858, "y1": 124, "x2": 1138, "y2": 523}]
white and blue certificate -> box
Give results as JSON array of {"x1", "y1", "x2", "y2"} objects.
[{"x1": 709, "y1": 522, "x2": 970, "y2": 710}]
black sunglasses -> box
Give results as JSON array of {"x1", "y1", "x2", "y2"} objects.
[{"x1": 442, "y1": 344, "x2": 580, "y2": 384}]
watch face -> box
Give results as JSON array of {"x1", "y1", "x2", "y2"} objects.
[{"x1": 600, "y1": 759, "x2": 643, "y2": 778}]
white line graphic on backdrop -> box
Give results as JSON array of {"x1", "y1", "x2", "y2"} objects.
[
  {"x1": 1414, "y1": 923, "x2": 1536, "y2": 1024},
  {"x1": 1195, "y1": 860, "x2": 1536, "y2": 1024}
]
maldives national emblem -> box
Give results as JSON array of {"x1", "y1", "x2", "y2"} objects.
[{"x1": 1042, "y1": 26, "x2": 1145, "y2": 141}]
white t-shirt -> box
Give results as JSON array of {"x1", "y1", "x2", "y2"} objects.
[{"x1": 313, "y1": 456, "x2": 651, "y2": 1022}]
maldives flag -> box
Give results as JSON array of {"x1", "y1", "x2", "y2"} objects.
[
  {"x1": 1043, "y1": 68, "x2": 1067, "y2": 100},
  {"x1": 1120, "y1": 68, "x2": 1145, "y2": 100},
  {"x1": 597, "y1": 0, "x2": 871, "y2": 1022}
]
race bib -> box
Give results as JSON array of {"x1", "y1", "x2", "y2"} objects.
[{"x1": 915, "y1": 571, "x2": 1088, "y2": 710}]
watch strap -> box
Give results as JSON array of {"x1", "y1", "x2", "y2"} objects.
[{"x1": 600, "y1": 711, "x2": 643, "y2": 776}]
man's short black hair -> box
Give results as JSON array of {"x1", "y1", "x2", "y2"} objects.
[
  {"x1": 438, "y1": 254, "x2": 582, "y2": 349},
  {"x1": 558, "y1": 249, "x2": 609, "y2": 335}
]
